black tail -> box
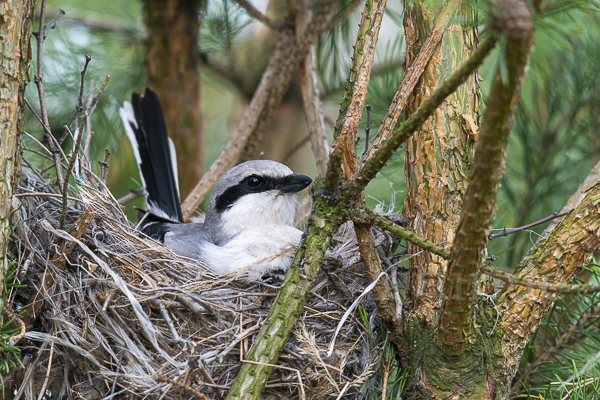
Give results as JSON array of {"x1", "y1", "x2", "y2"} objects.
[{"x1": 122, "y1": 88, "x2": 183, "y2": 223}]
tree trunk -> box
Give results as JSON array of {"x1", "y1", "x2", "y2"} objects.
[
  {"x1": 0, "y1": 0, "x2": 36, "y2": 323},
  {"x1": 142, "y1": 0, "x2": 204, "y2": 199},
  {"x1": 401, "y1": 0, "x2": 479, "y2": 395}
]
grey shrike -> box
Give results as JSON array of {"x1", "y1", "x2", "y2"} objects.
[{"x1": 120, "y1": 88, "x2": 312, "y2": 281}]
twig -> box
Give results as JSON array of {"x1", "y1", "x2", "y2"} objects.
[
  {"x1": 283, "y1": 135, "x2": 310, "y2": 162},
  {"x1": 98, "y1": 148, "x2": 110, "y2": 182},
  {"x1": 360, "y1": 1, "x2": 454, "y2": 164},
  {"x1": 346, "y1": 34, "x2": 499, "y2": 194},
  {"x1": 154, "y1": 375, "x2": 212, "y2": 400},
  {"x1": 36, "y1": 341, "x2": 55, "y2": 400},
  {"x1": 60, "y1": 105, "x2": 88, "y2": 229},
  {"x1": 362, "y1": 105, "x2": 371, "y2": 158},
  {"x1": 481, "y1": 265, "x2": 600, "y2": 295},
  {"x1": 23, "y1": 131, "x2": 52, "y2": 156},
  {"x1": 77, "y1": 56, "x2": 91, "y2": 112},
  {"x1": 117, "y1": 188, "x2": 145, "y2": 205},
  {"x1": 32, "y1": 1, "x2": 65, "y2": 189},
  {"x1": 488, "y1": 212, "x2": 567, "y2": 240},
  {"x1": 348, "y1": 207, "x2": 451, "y2": 259},
  {"x1": 235, "y1": 0, "x2": 280, "y2": 30}
]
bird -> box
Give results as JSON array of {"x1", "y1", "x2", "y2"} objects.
[{"x1": 119, "y1": 88, "x2": 312, "y2": 281}]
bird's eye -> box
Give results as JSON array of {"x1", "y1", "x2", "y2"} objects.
[{"x1": 247, "y1": 175, "x2": 262, "y2": 188}]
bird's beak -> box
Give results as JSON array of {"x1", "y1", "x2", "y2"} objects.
[{"x1": 277, "y1": 174, "x2": 313, "y2": 193}]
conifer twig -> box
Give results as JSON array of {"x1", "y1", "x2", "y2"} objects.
[
  {"x1": 481, "y1": 265, "x2": 600, "y2": 294},
  {"x1": 348, "y1": 207, "x2": 451, "y2": 259}
]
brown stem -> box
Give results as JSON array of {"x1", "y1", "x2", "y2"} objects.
[
  {"x1": 32, "y1": 0, "x2": 65, "y2": 189},
  {"x1": 235, "y1": 0, "x2": 280, "y2": 30}
]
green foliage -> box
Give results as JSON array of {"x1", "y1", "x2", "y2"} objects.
[
  {"x1": 0, "y1": 261, "x2": 25, "y2": 397},
  {"x1": 486, "y1": 7, "x2": 600, "y2": 267},
  {"x1": 514, "y1": 264, "x2": 600, "y2": 399},
  {"x1": 358, "y1": 305, "x2": 407, "y2": 399}
]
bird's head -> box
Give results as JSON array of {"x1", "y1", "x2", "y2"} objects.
[{"x1": 205, "y1": 160, "x2": 312, "y2": 244}]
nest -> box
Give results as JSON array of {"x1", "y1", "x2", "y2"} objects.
[{"x1": 5, "y1": 155, "x2": 407, "y2": 399}]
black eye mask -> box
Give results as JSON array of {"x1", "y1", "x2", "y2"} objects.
[{"x1": 215, "y1": 174, "x2": 312, "y2": 212}]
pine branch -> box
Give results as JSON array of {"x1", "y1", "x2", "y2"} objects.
[
  {"x1": 481, "y1": 265, "x2": 600, "y2": 294},
  {"x1": 348, "y1": 207, "x2": 451, "y2": 259},
  {"x1": 496, "y1": 182, "x2": 600, "y2": 386},
  {"x1": 346, "y1": 34, "x2": 498, "y2": 194},
  {"x1": 438, "y1": 0, "x2": 535, "y2": 350},
  {"x1": 513, "y1": 303, "x2": 600, "y2": 393},
  {"x1": 325, "y1": 0, "x2": 388, "y2": 193},
  {"x1": 235, "y1": 0, "x2": 280, "y2": 30}
]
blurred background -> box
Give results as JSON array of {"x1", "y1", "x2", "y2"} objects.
[{"x1": 23, "y1": 0, "x2": 600, "y2": 270}]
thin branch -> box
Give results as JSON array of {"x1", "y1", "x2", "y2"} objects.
[
  {"x1": 542, "y1": 158, "x2": 600, "y2": 237},
  {"x1": 117, "y1": 188, "x2": 145, "y2": 205},
  {"x1": 325, "y1": 0, "x2": 388, "y2": 193},
  {"x1": 360, "y1": 1, "x2": 455, "y2": 164},
  {"x1": 361, "y1": 105, "x2": 371, "y2": 158},
  {"x1": 58, "y1": 55, "x2": 92, "y2": 145},
  {"x1": 98, "y1": 148, "x2": 110, "y2": 182},
  {"x1": 235, "y1": 0, "x2": 280, "y2": 30},
  {"x1": 488, "y1": 211, "x2": 567, "y2": 240},
  {"x1": 181, "y1": 0, "x2": 337, "y2": 221},
  {"x1": 481, "y1": 265, "x2": 600, "y2": 294},
  {"x1": 59, "y1": 74, "x2": 109, "y2": 229},
  {"x1": 59, "y1": 57, "x2": 92, "y2": 228},
  {"x1": 32, "y1": 1, "x2": 65, "y2": 189},
  {"x1": 299, "y1": 45, "x2": 329, "y2": 176},
  {"x1": 348, "y1": 207, "x2": 451, "y2": 259},
  {"x1": 296, "y1": 0, "x2": 329, "y2": 177},
  {"x1": 346, "y1": 34, "x2": 499, "y2": 194},
  {"x1": 325, "y1": 0, "x2": 361, "y2": 31}
]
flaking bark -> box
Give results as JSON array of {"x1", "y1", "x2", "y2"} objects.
[{"x1": 0, "y1": 0, "x2": 36, "y2": 322}]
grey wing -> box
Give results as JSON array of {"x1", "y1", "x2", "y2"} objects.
[{"x1": 162, "y1": 222, "x2": 212, "y2": 260}]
